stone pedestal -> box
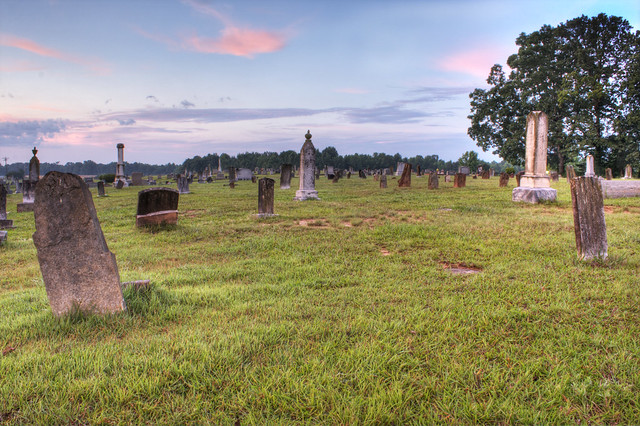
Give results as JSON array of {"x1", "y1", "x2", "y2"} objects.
[{"x1": 511, "y1": 187, "x2": 557, "y2": 203}]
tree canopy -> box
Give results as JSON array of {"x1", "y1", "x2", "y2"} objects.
[{"x1": 468, "y1": 14, "x2": 639, "y2": 175}]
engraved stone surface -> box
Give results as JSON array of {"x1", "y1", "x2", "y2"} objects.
[
  {"x1": 453, "y1": 173, "x2": 466, "y2": 188},
  {"x1": 428, "y1": 172, "x2": 439, "y2": 189},
  {"x1": 32, "y1": 172, "x2": 126, "y2": 316},
  {"x1": 566, "y1": 165, "x2": 576, "y2": 182},
  {"x1": 258, "y1": 178, "x2": 276, "y2": 217},
  {"x1": 398, "y1": 163, "x2": 411, "y2": 187},
  {"x1": 294, "y1": 130, "x2": 320, "y2": 201},
  {"x1": 570, "y1": 177, "x2": 607, "y2": 260},
  {"x1": 280, "y1": 164, "x2": 292, "y2": 189},
  {"x1": 136, "y1": 187, "x2": 179, "y2": 227}
]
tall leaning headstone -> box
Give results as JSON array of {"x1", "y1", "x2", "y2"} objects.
[
  {"x1": 294, "y1": 130, "x2": 320, "y2": 201},
  {"x1": 32, "y1": 172, "x2": 126, "y2": 316},
  {"x1": 512, "y1": 111, "x2": 557, "y2": 203},
  {"x1": 280, "y1": 164, "x2": 292, "y2": 189},
  {"x1": 398, "y1": 163, "x2": 412, "y2": 187},
  {"x1": 570, "y1": 177, "x2": 607, "y2": 260}
]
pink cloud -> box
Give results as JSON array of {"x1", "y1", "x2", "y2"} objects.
[
  {"x1": 438, "y1": 47, "x2": 511, "y2": 79},
  {"x1": 0, "y1": 33, "x2": 110, "y2": 75},
  {"x1": 182, "y1": 27, "x2": 286, "y2": 57}
]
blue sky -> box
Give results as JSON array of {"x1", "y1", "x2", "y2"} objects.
[{"x1": 1, "y1": 0, "x2": 638, "y2": 165}]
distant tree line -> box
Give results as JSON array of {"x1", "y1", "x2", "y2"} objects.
[
  {"x1": 2, "y1": 160, "x2": 177, "y2": 178},
  {"x1": 180, "y1": 148, "x2": 514, "y2": 174}
]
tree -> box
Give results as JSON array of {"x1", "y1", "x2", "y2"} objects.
[
  {"x1": 468, "y1": 14, "x2": 639, "y2": 174},
  {"x1": 458, "y1": 151, "x2": 480, "y2": 173}
]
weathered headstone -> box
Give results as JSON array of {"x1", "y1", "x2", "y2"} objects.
[
  {"x1": 499, "y1": 172, "x2": 509, "y2": 187},
  {"x1": 516, "y1": 171, "x2": 525, "y2": 186},
  {"x1": 177, "y1": 174, "x2": 190, "y2": 194},
  {"x1": 237, "y1": 168, "x2": 253, "y2": 180},
  {"x1": 395, "y1": 162, "x2": 405, "y2": 176},
  {"x1": 358, "y1": 170, "x2": 366, "y2": 179},
  {"x1": 550, "y1": 171, "x2": 559, "y2": 182},
  {"x1": 416, "y1": 165, "x2": 422, "y2": 177},
  {"x1": 623, "y1": 164, "x2": 632, "y2": 179},
  {"x1": 398, "y1": 163, "x2": 411, "y2": 187},
  {"x1": 0, "y1": 184, "x2": 14, "y2": 229},
  {"x1": 380, "y1": 174, "x2": 387, "y2": 188},
  {"x1": 228, "y1": 167, "x2": 236, "y2": 183},
  {"x1": 566, "y1": 165, "x2": 576, "y2": 182},
  {"x1": 347, "y1": 171, "x2": 351, "y2": 179},
  {"x1": 29, "y1": 147, "x2": 40, "y2": 182},
  {"x1": 570, "y1": 177, "x2": 607, "y2": 260},
  {"x1": 136, "y1": 187, "x2": 179, "y2": 227},
  {"x1": 294, "y1": 130, "x2": 320, "y2": 201},
  {"x1": 97, "y1": 180, "x2": 106, "y2": 197},
  {"x1": 453, "y1": 173, "x2": 466, "y2": 188},
  {"x1": 280, "y1": 164, "x2": 292, "y2": 189},
  {"x1": 458, "y1": 166, "x2": 470, "y2": 175},
  {"x1": 512, "y1": 111, "x2": 557, "y2": 203},
  {"x1": 131, "y1": 172, "x2": 144, "y2": 186},
  {"x1": 115, "y1": 180, "x2": 124, "y2": 190},
  {"x1": 258, "y1": 178, "x2": 276, "y2": 217},
  {"x1": 605, "y1": 168, "x2": 613, "y2": 180},
  {"x1": 428, "y1": 172, "x2": 439, "y2": 189},
  {"x1": 32, "y1": 172, "x2": 126, "y2": 316},
  {"x1": 17, "y1": 180, "x2": 35, "y2": 212},
  {"x1": 584, "y1": 154, "x2": 595, "y2": 177},
  {"x1": 481, "y1": 169, "x2": 490, "y2": 179}
]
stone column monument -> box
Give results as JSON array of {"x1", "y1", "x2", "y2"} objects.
[
  {"x1": 115, "y1": 143, "x2": 127, "y2": 187},
  {"x1": 17, "y1": 147, "x2": 40, "y2": 212},
  {"x1": 294, "y1": 130, "x2": 320, "y2": 201},
  {"x1": 623, "y1": 164, "x2": 632, "y2": 179},
  {"x1": 584, "y1": 154, "x2": 595, "y2": 177},
  {"x1": 512, "y1": 111, "x2": 557, "y2": 203}
]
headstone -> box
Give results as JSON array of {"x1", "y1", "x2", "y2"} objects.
[
  {"x1": 294, "y1": 131, "x2": 320, "y2": 201},
  {"x1": 280, "y1": 164, "x2": 292, "y2": 189},
  {"x1": 516, "y1": 171, "x2": 525, "y2": 186},
  {"x1": 550, "y1": 171, "x2": 559, "y2": 182},
  {"x1": 458, "y1": 166, "x2": 470, "y2": 175},
  {"x1": 216, "y1": 171, "x2": 225, "y2": 180},
  {"x1": 481, "y1": 169, "x2": 490, "y2": 179},
  {"x1": 29, "y1": 147, "x2": 40, "y2": 182},
  {"x1": 347, "y1": 171, "x2": 351, "y2": 179},
  {"x1": 327, "y1": 166, "x2": 335, "y2": 179},
  {"x1": 566, "y1": 165, "x2": 576, "y2": 182},
  {"x1": 0, "y1": 184, "x2": 13, "y2": 229},
  {"x1": 116, "y1": 180, "x2": 124, "y2": 190},
  {"x1": 358, "y1": 170, "x2": 366, "y2": 179},
  {"x1": 512, "y1": 111, "x2": 557, "y2": 203},
  {"x1": 32, "y1": 172, "x2": 126, "y2": 316},
  {"x1": 115, "y1": 143, "x2": 127, "y2": 187},
  {"x1": 600, "y1": 180, "x2": 640, "y2": 198},
  {"x1": 379, "y1": 174, "x2": 387, "y2": 188},
  {"x1": 373, "y1": 173, "x2": 379, "y2": 181},
  {"x1": 570, "y1": 177, "x2": 607, "y2": 260},
  {"x1": 416, "y1": 165, "x2": 422, "y2": 177},
  {"x1": 398, "y1": 163, "x2": 411, "y2": 187},
  {"x1": 237, "y1": 168, "x2": 253, "y2": 181},
  {"x1": 444, "y1": 175, "x2": 452, "y2": 183},
  {"x1": 136, "y1": 187, "x2": 179, "y2": 227},
  {"x1": 623, "y1": 164, "x2": 632, "y2": 179},
  {"x1": 17, "y1": 180, "x2": 35, "y2": 212},
  {"x1": 97, "y1": 181, "x2": 106, "y2": 197},
  {"x1": 131, "y1": 172, "x2": 144, "y2": 186},
  {"x1": 428, "y1": 172, "x2": 439, "y2": 189},
  {"x1": 177, "y1": 174, "x2": 190, "y2": 194},
  {"x1": 499, "y1": 172, "x2": 509, "y2": 187},
  {"x1": 228, "y1": 167, "x2": 237, "y2": 182},
  {"x1": 584, "y1": 154, "x2": 595, "y2": 177},
  {"x1": 258, "y1": 178, "x2": 276, "y2": 217},
  {"x1": 453, "y1": 173, "x2": 466, "y2": 188},
  {"x1": 0, "y1": 230, "x2": 6, "y2": 245},
  {"x1": 605, "y1": 168, "x2": 613, "y2": 180}
]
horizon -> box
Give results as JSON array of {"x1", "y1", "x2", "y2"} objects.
[{"x1": 1, "y1": 0, "x2": 638, "y2": 165}]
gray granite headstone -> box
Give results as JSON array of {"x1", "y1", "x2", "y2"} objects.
[
  {"x1": 32, "y1": 172, "x2": 125, "y2": 316},
  {"x1": 294, "y1": 130, "x2": 320, "y2": 200},
  {"x1": 177, "y1": 175, "x2": 190, "y2": 194},
  {"x1": 131, "y1": 172, "x2": 144, "y2": 186},
  {"x1": 0, "y1": 184, "x2": 13, "y2": 228},
  {"x1": 97, "y1": 181, "x2": 106, "y2": 197},
  {"x1": 380, "y1": 174, "x2": 387, "y2": 189}
]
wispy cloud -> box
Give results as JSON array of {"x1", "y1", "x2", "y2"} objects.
[
  {"x1": 138, "y1": 0, "x2": 288, "y2": 58},
  {"x1": 437, "y1": 47, "x2": 511, "y2": 79},
  {"x1": 0, "y1": 119, "x2": 67, "y2": 146},
  {"x1": 0, "y1": 33, "x2": 110, "y2": 75},
  {"x1": 334, "y1": 88, "x2": 370, "y2": 95}
]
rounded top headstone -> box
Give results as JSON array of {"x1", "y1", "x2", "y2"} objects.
[
  {"x1": 117, "y1": 143, "x2": 125, "y2": 149},
  {"x1": 305, "y1": 130, "x2": 312, "y2": 140}
]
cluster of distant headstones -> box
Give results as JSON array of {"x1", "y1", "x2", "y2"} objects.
[{"x1": 1, "y1": 121, "x2": 639, "y2": 317}]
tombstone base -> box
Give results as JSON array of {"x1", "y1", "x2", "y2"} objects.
[
  {"x1": 17, "y1": 202, "x2": 34, "y2": 212},
  {"x1": 600, "y1": 179, "x2": 640, "y2": 198},
  {"x1": 136, "y1": 210, "x2": 178, "y2": 227},
  {"x1": 0, "y1": 230, "x2": 7, "y2": 244},
  {"x1": 0, "y1": 219, "x2": 14, "y2": 229},
  {"x1": 255, "y1": 213, "x2": 279, "y2": 218},
  {"x1": 294, "y1": 190, "x2": 320, "y2": 201},
  {"x1": 512, "y1": 187, "x2": 557, "y2": 203}
]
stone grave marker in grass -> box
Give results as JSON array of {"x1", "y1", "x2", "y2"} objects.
[
  {"x1": 280, "y1": 164, "x2": 292, "y2": 189},
  {"x1": 294, "y1": 130, "x2": 320, "y2": 201},
  {"x1": 398, "y1": 163, "x2": 411, "y2": 187},
  {"x1": 32, "y1": 171, "x2": 126, "y2": 317},
  {"x1": 136, "y1": 187, "x2": 179, "y2": 228},
  {"x1": 257, "y1": 178, "x2": 276, "y2": 217},
  {"x1": 428, "y1": 172, "x2": 439, "y2": 190},
  {"x1": 570, "y1": 176, "x2": 607, "y2": 260}
]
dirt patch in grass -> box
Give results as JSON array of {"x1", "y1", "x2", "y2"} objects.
[
  {"x1": 298, "y1": 219, "x2": 330, "y2": 228},
  {"x1": 440, "y1": 261, "x2": 482, "y2": 275},
  {"x1": 341, "y1": 221, "x2": 353, "y2": 227},
  {"x1": 181, "y1": 209, "x2": 205, "y2": 218},
  {"x1": 380, "y1": 248, "x2": 391, "y2": 256}
]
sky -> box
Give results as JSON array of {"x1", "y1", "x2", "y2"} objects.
[{"x1": 1, "y1": 0, "x2": 638, "y2": 166}]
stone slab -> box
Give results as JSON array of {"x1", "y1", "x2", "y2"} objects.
[
  {"x1": 17, "y1": 203, "x2": 34, "y2": 213},
  {"x1": 0, "y1": 219, "x2": 14, "y2": 229},
  {"x1": 600, "y1": 180, "x2": 640, "y2": 199},
  {"x1": 512, "y1": 187, "x2": 557, "y2": 203},
  {"x1": 136, "y1": 210, "x2": 178, "y2": 227}
]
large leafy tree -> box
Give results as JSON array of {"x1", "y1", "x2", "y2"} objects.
[{"x1": 468, "y1": 14, "x2": 639, "y2": 174}]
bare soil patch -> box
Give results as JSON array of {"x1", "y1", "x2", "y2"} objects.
[{"x1": 440, "y1": 261, "x2": 482, "y2": 275}]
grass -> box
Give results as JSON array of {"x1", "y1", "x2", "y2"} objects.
[{"x1": 1, "y1": 175, "x2": 640, "y2": 424}]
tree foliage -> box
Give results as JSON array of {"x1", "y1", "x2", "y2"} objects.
[{"x1": 468, "y1": 14, "x2": 639, "y2": 175}]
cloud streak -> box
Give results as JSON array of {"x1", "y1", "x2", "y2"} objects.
[
  {"x1": 0, "y1": 119, "x2": 67, "y2": 146},
  {"x1": 0, "y1": 33, "x2": 110, "y2": 74}
]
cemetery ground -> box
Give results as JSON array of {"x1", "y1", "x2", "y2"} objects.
[{"x1": 1, "y1": 176, "x2": 640, "y2": 424}]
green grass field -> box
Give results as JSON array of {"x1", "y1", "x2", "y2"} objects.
[{"x1": 1, "y1": 175, "x2": 639, "y2": 424}]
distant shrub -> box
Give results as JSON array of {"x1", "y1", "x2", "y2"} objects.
[
  {"x1": 98, "y1": 173, "x2": 115, "y2": 183},
  {"x1": 504, "y1": 167, "x2": 515, "y2": 175}
]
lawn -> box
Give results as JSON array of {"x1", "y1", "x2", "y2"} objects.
[{"x1": 1, "y1": 174, "x2": 639, "y2": 424}]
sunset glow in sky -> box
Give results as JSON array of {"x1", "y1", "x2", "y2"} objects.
[{"x1": 1, "y1": 0, "x2": 638, "y2": 165}]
